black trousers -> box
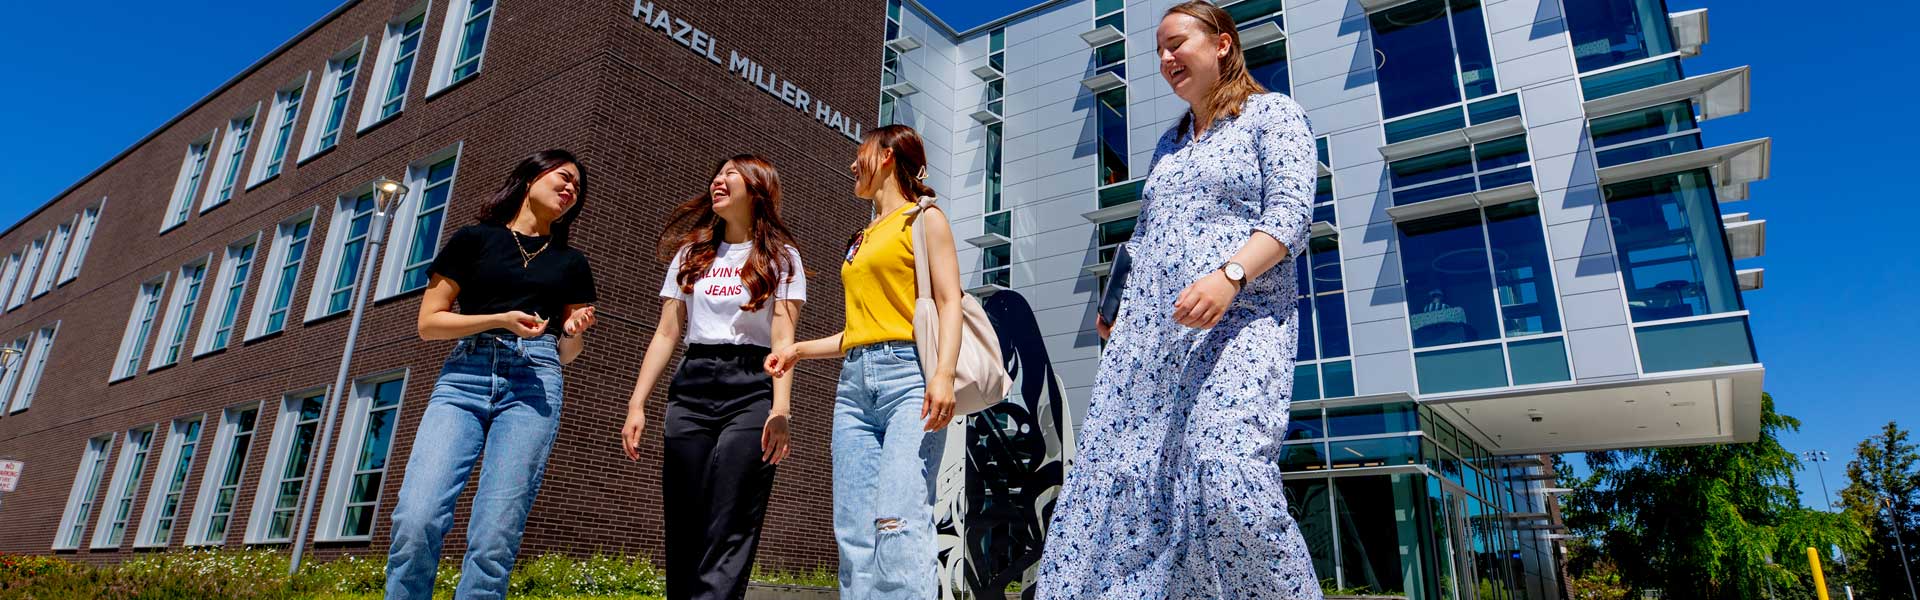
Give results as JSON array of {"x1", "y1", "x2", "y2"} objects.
[{"x1": 663, "y1": 343, "x2": 778, "y2": 600}]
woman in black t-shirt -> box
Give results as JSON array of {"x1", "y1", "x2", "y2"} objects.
[{"x1": 383, "y1": 149, "x2": 598, "y2": 600}]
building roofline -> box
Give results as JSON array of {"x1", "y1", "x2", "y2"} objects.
[
  {"x1": 904, "y1": 0, "x2": 1079, "y2": 41},
  {"x1": 3, "y1": 0, "x2": 363, "y2": 240}
]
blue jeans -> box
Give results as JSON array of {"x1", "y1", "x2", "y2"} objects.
[
  {"x1": 832, "y1": 341, "x2": 945, "y2": 599},
  {"x1": 385, "y1": 334, "x2": 565, "y2": 600}
]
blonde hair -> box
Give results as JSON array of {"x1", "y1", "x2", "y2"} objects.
[{"x1": 1166, "y1": 1, "x2": 1267, "y2": 140}]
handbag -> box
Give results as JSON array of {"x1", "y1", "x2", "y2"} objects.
[{"x1": 908, "y1": 197, "x2": 1013, "y2": 415}]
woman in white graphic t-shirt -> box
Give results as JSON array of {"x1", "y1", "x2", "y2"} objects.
[{"x1": 621, "y1": 154, "x2": 807, "y2": 600}]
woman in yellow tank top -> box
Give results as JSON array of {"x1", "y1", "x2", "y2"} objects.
[{"x1": 763, "y1": 125, "x2": 964, "y2": 598}]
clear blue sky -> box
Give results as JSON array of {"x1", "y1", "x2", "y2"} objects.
[{"x1": 1, "y1": 1, "x2": 1911, "y2": 507}]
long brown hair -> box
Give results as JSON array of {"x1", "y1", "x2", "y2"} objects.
[
  {"x1": 858, "y1": 124, "x2": 938, "y2": 201},
  {"x1": 657, "y1": 154, "x2": 802, "y2": 312},
  {"x1": 1166, "y1": 1, "x2": 1267, "y2": 141},
  {"x1": 477, "y1": 149, "x2": 587, "y2": 246}
]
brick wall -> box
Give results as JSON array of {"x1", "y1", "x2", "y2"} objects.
[{"x1": 0, "y1": 0, "x2": 883, "y2": 573}]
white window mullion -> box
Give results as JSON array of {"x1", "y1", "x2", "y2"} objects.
[
  {"x1": 9, "y1": 323, "x2": 57, "y2": 413},
  {"x1": 301, "y1": 41, "x2": 365, "y2": 161},
  {"x1": 136, "y1": 417, "x2": 204, "y2": 547},
  {"x1": 113, "y1": 275, "x2": 169, "y2": 381},
  {"x1": 249, "y1": 75, "x2": 310, "y2": 188},
  {"x1": 309, "y1": 191, "x2": 377, "y2": 321},
  {"x1": 428, "y1": 0, "x2": 496, "y2": 95},
  {"x1": 321, "y1": 374, "x2": 406, "y2": 541},
  {"x1": 92, "y1": 426, "x2": 155, "y2": 549},
  {"x1": 248, "y1": 210, "x2": 316, "y2": 340},
  {"x1": 379, "y1": 143, "x2": 462, "y2": 298},
  {"x1": 187, "y1": 404, "x2": 260, "y2": 546},
  {"x1": 33, "y1": 221, "x2": 71, "y2": 297},
  {"x1": 0, "y1": 252, "x2": 20, "y2": 310},
  {"x1": 150, "y1": 259, "x2": 210, "y2": 370},
  {"x1": 202, "y1": 106, "x2": 261, "y2": 212},
  {"x1": 8, "y1": 235, "x2": 46, "y2": 310},
  {"x1": 163, "y1": 134, "x2": 217, "y2": 231},
  {"x1": 60, "y1": 199, "x2": 105, "y2": 284},
  {"x1": 360, "y1": 8, "x2": 429, "y2": 131},
  {"x1": 248, "y1": 391, "x2": 325, "y2": 544},
  {"x1": 197, "y1": 236, "x2": 261, "y2": 356}
]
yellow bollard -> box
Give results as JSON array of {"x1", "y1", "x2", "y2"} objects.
[{"x1": 1808, "y1": 547, "x2": 1831, "y2": 600}]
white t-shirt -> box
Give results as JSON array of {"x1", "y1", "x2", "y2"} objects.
[{"x1": 660, "y1": 243, "x2": 806, "y2": 346}]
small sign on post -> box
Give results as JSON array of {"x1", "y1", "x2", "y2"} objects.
[{"x1": 0, "y1": 459, "x2": 23, "y2": 493}]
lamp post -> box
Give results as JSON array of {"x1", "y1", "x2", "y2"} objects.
[
  {"x1": 1891, "y1": 496, "x2": 1919, "y2": 600},
  {"x1": 289, "y1": 177, "x2": 409, "y2": 574},
  {"x1": 0, "y1": 347, "x2": 20, "y2": 514},
  {"x1": 1805, "y1": 450, "x2": 1835, "y2": 510}
]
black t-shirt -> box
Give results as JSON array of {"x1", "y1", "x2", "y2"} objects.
[{"x1": 429, "y1": 223, "x2": 596, "y2": 335}]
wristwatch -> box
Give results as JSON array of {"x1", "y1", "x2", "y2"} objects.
[{"x1": 1219, "y1": 261, "x2": 1246, "y2": 290}]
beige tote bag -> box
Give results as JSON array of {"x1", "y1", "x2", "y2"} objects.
[{"x1": 908, "y1": 197, "x2": 1012, "y2": 415}]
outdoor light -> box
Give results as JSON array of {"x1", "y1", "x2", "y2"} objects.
[
  {"x1": 0, "y1": 347, "x2": 20, "y2": 371},
  {"x1": 288, "y1": 174, "x2": 408, "y2": 575}
]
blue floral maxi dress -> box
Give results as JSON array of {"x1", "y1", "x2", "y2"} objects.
[{"x1": 1036, "y1": 93, "x2": 1322, "y2": 599}]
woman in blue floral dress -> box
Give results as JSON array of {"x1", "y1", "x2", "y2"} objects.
[{"x1": 1036, "y1": 2, "x2": 1322, "y2": 598}]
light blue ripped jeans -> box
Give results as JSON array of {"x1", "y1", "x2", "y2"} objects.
[
  {"x1": 832, "y1": 341, "x2": 945, "y2": 599},
  {"x1": 384, "y1": 333, "x2": 564, "y2": 600}
]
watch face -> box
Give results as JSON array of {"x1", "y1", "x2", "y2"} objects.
[{"x1": 1225, "y1": 262, "x2": 1245, "y2": 280}]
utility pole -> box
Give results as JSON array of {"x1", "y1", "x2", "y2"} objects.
[{"x1": 1804, "y1": 450, "x2": 1835, "y2": 510}]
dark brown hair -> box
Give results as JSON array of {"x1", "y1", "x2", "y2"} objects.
[
  {"x1": 858, "y1": 124, "x2": 938, "y2": 201},
  {"x1": 1166, "y1": 1, "x2": 1267, "y2": 140},
  {"x1": 658, "y1": 154, "x2": 802, "y2": 312},
  {"x1": 476, "y1": 149, "x2": 587, "y2": 247}
]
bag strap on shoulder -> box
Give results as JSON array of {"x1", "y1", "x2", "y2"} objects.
[{"x1": 908, "y1": 196, "x2": 938, "y2": 301}]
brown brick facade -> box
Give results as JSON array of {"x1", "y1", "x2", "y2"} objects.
[{"x1": 0, "y1": 0, "x2": 881, "y2": 573}]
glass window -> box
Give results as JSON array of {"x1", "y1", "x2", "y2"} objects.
[
  {"x1": 315, "y1": 52, "x2": 360, "y2": 153},
  {"x1": 1484, "y1": 200, "x2": 1560, "y2": 336},
  {"x1": 1605, "y1": 169, "x2": 1741, "y2": 321},
  {"x1": 56, "y1": 436, "x2": 114, "y2": 549},
  {"x1": 265, "y1": 393, "x2": 325, "y2": 542},
  {"x1": 261, "y1": 85, "x2": 304, "y2": 181},
  {"x1": 982, "y1": 244, "x2": 1011, "y2": 288},
  {"x1": 1284, "y1": 478, "x2": 1340, "y2": 578},
  {"x1": 987, "y1": 78, "x2": 1004, "y2": 115},
  {"x1": 209, "y1": 115, "x2": 254, "y2": 208},
  {"x1": 1096, "y1": 88, "x2": 1129, "y2": 185},
  {"x1": 1389, "y1": 136, "x2": 1533, "y2": 207},
  {"x1": 325, "y1": 193, "x2": 378, "y2": 315},
  {"x1": 1226, "y1": 0, "x2": 1285, "y2": 24},
  {"x1": 1467, "y1": 93, "x2": 1521, "y2": 124},
  {"x1": 985, "y1": 211, "x2": 1011, "y2": 238},
  {"x1": 0, "y1": 253, "x2": 18, "y2": 305},
  {"x1": 380, "y1": 14, "x2": 427, "y2": 120},
  {"x1": 1372, "y1": 0, "x2": 1496, "y2": 119},
  {"x1": 1246, "y1": 39, "x2": 1289, "y2": 95},
  {"x1": 115, "y1": 278, "x2": 168, "y2": 380},
  {"x1": 1333, "y1": 474, "x2": 1424, "y2": 596},
  {"x1": 1580, "y1": 57, "x2": 1683, "y2": 100},
  {"x1": 1094, "y1": 42, "x2": 1126, "y2": 77},
  {"x1": 1326, "y1": 402, "x2": 1418, "y2": 437},
  {"x1": 155, "y1": 262, "x2": 208, "y2": 368},
  {"x1": 1330, "y1": 436, "x2": 1421, "y2": 469},
  {"x1": 1321, "y1": 360, "x2": 1356, "y2": 398},
  {"x1": 1400, "y1": 211, "x2": 1498, "y2": 347},
  {"x1": 879, "y1": 91, "x2": 897, "y2": 126},
  {"x1": 166, "y1": 141, "x2": 212, "y2": 229},
  {"x1": 1299, "y1": 237, "x2": 1350, "y2": 360},
  {"x1": 339, "y1": 378, "x2": 404, "y2": 538},
  {"x1": 97, "y1": 428, "x2": 155, "y2": 547},
  {"x1": 7, "y1": 237, "x2": 44, "y2": 310},
  {"x1": 1294, "y1": 364, "x2": 1321, "y2": 401},
  {"x1": 1565, "y1": 0, "x2": 1676, "y2": 72},
  {"x1": 1287, "y1": 406, "x2": 1326, "y2": 440},
  {"x1": 60, "y1": 202, "x2": 103, "y2": 284},
  {"x1": 1097, "y1": 179, "x2": 1142, "y2": 210},
  {"x1": 1415, "y1": 343, "x2": 1507, "y2": 393},
  {"x1": 1635, "y1": 315, "x2": 1756, "y2": 372},
  {"x1": 10, "y1": 324, "x2": 55, "y2": 413},
  {"x1": 1384, "y1": 106, "x2": 1466, "y2": 144},
  {"x1": 260, "y1": 217, "x2": 314, "y2": 336},
  {"x1": 451, "y1": 0, "x2": 494, "y2": 82},
  {"x1": 1591, "y1": 101, "x2": 1702, "y2": 168},
  {"x1": 990, "y1": 28, "x2": 1005, "y2": 53},
  {"x1": 985, "y1": 122, "x2": 1003, "y2": 213},
  {"x1": 1508, "y1": 337, "x2": 1571, "y2": 384},
  {"x1": 0, "y1": 335, "x2": 27, "y2": 410},
  {"x1": 397, "y1": 156, "x2": 459, "y2": 293},
  {"x1": 34, "y1": 223, "x2": 71, "y2": 297},
  {"x1": 1097, "y1": 217, "x2": 1135, "y2": 264},
  {"x1": 144, "y1": 418, "x2": 204, "y2": 546},
  {"x1": 204, "y1": 241, "x2": 257, "y2": 353},
  {"x1": 195, "y1": 406, "x2": 259, "y2": 544}
]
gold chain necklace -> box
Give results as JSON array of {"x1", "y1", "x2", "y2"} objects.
[{"x1": 510, "y1": 230, "x2": 550, "y2": 268}]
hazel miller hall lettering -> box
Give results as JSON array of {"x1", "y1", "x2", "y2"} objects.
[{"x1": 631, "y1": 0, "x2": 864, "y2": 142}]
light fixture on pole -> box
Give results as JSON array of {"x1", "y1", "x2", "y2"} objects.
[
  {"x1": 1804, "y1": 450, "x2": 1835, "y2": 510},
  {"x1": 0, "y1": 346, "x2": 20, "y2": 373},
  {"x1": 288, "y1": 176, "x2": 409, "y2": 574}
]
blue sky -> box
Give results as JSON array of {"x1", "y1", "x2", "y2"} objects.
[{"x1": 1, "y1": 1, "x2": 1912, "y2": 507}]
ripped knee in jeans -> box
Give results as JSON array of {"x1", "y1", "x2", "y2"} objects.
[{"x1": 874, "y1": 517, "x2": 906, "y2": 534}]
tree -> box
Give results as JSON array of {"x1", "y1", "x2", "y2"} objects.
[
  {"x1": 1837, "y1": 421, "x2": 1920, "y2": 599},
  {"x1": 1559, "y1": 393, "x2": 1869, "y2": 599}
]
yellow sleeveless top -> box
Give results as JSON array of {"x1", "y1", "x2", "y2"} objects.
[{"x1": 841, "y1": 203, "x2": 918, "y2": 350}]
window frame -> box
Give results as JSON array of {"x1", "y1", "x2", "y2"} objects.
[
  {"x1": 426, "y1": 0, "x2": 497, "y2": 97},
  {"x1": 359, "y1": 5, "x2": 431, "y2": 132},
  {"x1": 202, "y1": 104, "x2": 262, "y2": 213},
  {"x1": 8, "y1": 321, "x2": 58, "y2": 413},
  {"x1": 300, "y1": 40, "x2": 367, "y2": 163},
  {"x1": 162, "y1": 130, "x2": 219, "y2": 232},
  {"x1": 53, "y1": 434, "x2": 115, "y2": 550},
  {"x1": 0, "y1": 334, "x2": 29, "y2": 412},
  {"x1": 32, "y1": 220, "x2": 72, "y2": 298},
  {"x1": 59, "y1": 198, "x2": 106, "y2": 285},
  {"x1": 0, "y1": 252, "x2": 20, "y2": 309},
  {"x1": 318, "y1": 370, "x2": 409, "y2": 541},
  {"x1": 246, "y1": 389, "x2": 328, "y2": 545},
  {"x1": 377, "y1": 142, "x2": 463, "y2": 298},
  {"x1": 134, "y1": 415, "x2": 206, "y2": 548},
  {"x1": 1368, "y1": 0, "x2": 1503, "y2": 121},
  {"x1": 247, "y1": 74, "x2": 311, "y2": 189},
  {"x1": 8, "y1": 233, "x2": 48, "y2": 310},
  {"x1": 196, "y1": 234, "x2": 264, "y2": 357},
  {"x1": 307, "y1": 186, "x2": 381, "y2": 321},
  {"x1": 185, "y1": 403, "x2": 261, "y2": 546},
  {"x1": 246, "y1": 208, "x2": 319, "y2": 341},
  {"x1": 112, "y1": 274, "x2": 171, "y2": 382},
  {"x1": 91, "y1": 425, "x2": 156, "y2": 549},
  {"x1": 149, "y1": 256, "x2": 213, "y2": 371}
]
